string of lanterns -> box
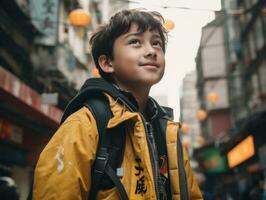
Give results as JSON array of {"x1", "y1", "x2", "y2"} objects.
[
  {"x1": 68, "y1": 8, "x2": 176, "y2": 32},
  {"x1": 67, "y1": 8, "x2": 176, "y2": 79},
  {"x1": 180, "y1": 91, "x2": 219, "y2": 147}
]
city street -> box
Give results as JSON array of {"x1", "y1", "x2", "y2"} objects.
[{"x1": 0, "y1": 0, "x2": 266, "y2": 199}]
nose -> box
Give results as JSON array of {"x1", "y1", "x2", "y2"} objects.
[{"x1": 144, "y1": 44, "x2": 156, "y2": 59}]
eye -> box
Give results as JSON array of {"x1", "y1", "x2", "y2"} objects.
[
  {"x1": 152, "y1": 40, "x2": 163, "y2": 48},
  {"x1": 128, "y1": 39, "x2": 141, "y2": 45}
]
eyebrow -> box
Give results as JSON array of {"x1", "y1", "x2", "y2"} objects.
[
  {"x1": 152, "y1": 34, "x2": 162, "y2": 40},
  {"x1": 123, "y1": 32, "x2": 162, "y2": 40},
  {"x1": 123, "y1": 32, "x2": 142, "y2": 39}
]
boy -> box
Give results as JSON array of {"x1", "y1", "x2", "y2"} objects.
[{"x1": 33, "y1": 9, "x2": 203, "y2": 200}]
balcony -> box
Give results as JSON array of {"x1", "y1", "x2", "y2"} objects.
[{"x1": 31, "y1": 44, "x2": 90, "y2": 109}]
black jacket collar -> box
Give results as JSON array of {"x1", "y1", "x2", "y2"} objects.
[{"x1": 61, "y1": 78, "x2": 173, "y2": 123}]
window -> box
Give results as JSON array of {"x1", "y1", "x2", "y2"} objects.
[
  {"x1": 262, "y1": 14, "x2": 266, "y2": 40},
  {"x1": 248, "y1": 32, "x2": 256, "y2": 60},
  {"x1": 254, "y1": 18, "x2": 264, "y2": 51},
  {"x1": 243, "y1": 40, "x2": 250, "y2": 64},
  {"x1": 259, "y1": 62, "x2": 266, "y2": 94}
]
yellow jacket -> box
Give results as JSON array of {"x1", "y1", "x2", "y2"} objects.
[{"x1": 33, "y1": 94, "x2": 203, "y2": 200}]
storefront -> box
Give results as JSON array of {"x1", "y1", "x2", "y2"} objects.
[
  {"x1": 193, "y1": 143, "x2": 233, "y2": 199},
  {"x1": 224, "y1": 111, "x2": 266, "y2": 200},
  {"x1": 0, "y1": 66, "x2": 63, "y2": 199}
]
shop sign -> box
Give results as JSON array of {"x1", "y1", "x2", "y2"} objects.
[
  {"x1": 227, "y1": 135, "x2": 255, "y2": 168},
  {"x1": 0, "y1": 119, "x2": 23, "y2": 144},
  {"x1": 197, "y1": 147, "x2": 228, "y2": 173},
  {"x1": 30, "y1": 0, "x2": 59, "y2": 45}
]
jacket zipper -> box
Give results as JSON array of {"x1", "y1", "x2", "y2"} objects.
[
  {"x1": 141, "y1": 116, "x2": 160, "y2": 200},
  {"x1": 117, "y1": 98, "x2": 160, "y2": 199}
]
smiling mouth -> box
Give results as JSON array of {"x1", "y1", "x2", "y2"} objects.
[{"x1": 140, "y1": 63, "x2": 160, "y2": 68}]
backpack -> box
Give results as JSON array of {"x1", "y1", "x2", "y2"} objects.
[
  {"x1": 83, "y1": 93, "x2": 128, "y2": 200},
  {"x1": 84, "y1": 93, "x2": 189, "y2": 200},
  {"x1": 28, "y1": 78, "x2": 189, "y2": 200}
]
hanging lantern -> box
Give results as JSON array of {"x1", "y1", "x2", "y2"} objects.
[
  {"x1": 163, "y1": 19, "x2": 175, "y2": 31},
  {"x1": 91, "y1": 66, "x2": 100, "y2": 77},
  {"x1": 196, "y1": 110, "x2": 208, "y2": 121},
  {"x1": 207, "y1": 92, "x2": 219, "y2": 104},
  {"x1": 196, "y1": 136, "x2": 205, "y2": 145},
  {"x1": 68, "y1": 9, "x2": 92, "y2": 26},
  {"x1": 180, "y1": 123, "x2": 189, "y2": 134}
]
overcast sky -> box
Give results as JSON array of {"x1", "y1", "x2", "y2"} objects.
[{"x1": 130, "y1": 0, "x2": 221, "y2": 119}]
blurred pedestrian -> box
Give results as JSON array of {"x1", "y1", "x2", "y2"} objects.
[
  {"x1": 200, "y1": 182, "x2": 215, "y2": 200},
  {"x1": 0, "y1": 165, "x2": 19, "y2": 200}
]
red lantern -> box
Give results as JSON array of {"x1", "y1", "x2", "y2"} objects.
[
  {"x1": 69, "y1": 9, "x2": 92, "y2": 26},
  {"x1": 207, "y1": 92, "x2": 219, "y2": 104},
  {"x1": 163, "y1": 19, "x2": 175, "y2": 31},
  {"x1": 196, "y1": 110, "x2": 208, "y2": 121},
  {"x1": 180, "y1": 123, "x2": 189, "y2": 134}
]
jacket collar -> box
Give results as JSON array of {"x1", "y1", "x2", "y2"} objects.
[
  {"x1": 146, "y1": 97, "x2": 173, "y2": 121},
  {"x1": 111, "y1": 82, "x2": 174, "y2": 121},
  {"x1": 79, "y1": 78, "x2": 139, "y2": 112},
  {"x1": 61, "y1": 77, "x2": 173, "y2": 125},
  {"x1": 111, "y1": 83, "x2": 170, "y2": 118}
]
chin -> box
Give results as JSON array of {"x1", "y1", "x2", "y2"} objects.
[
  {"x1": 151, "y1": 73, "x2": 164, "y2": 83},
  {"x1": 142, "y1": 76, "x2": 163, "y2": 86}
]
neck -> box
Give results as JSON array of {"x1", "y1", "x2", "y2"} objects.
[
  {"x1": 115, "y1": 82, "x2": 150, "y2": 113},
  {"x1": 131, "y1": 88, "x2": 149, "y2": 113}
]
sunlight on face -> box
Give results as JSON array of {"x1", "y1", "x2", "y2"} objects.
[{"x1": 110, "y1": 23, "x2": 165, "y2": 91}]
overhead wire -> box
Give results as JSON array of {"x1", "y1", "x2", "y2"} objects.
[
  {"x1": 117, "y1": 0, "x2": 257, "y2": 14},
  {"x1": 27, "y1": 0, "x2": 256, "y2": 28},
  {"x1": 18, "y1": 0, "x2": 263, "y2": 51}
]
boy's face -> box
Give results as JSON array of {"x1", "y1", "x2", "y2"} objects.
[{"x1": 109, "y1": 23, "x2": 165, "y2": 90}]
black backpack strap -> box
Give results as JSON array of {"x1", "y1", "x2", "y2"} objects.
[
  {"x1": 176, "y1": 133, "x2": 190, "y2": 200},
  {"x1": 61, "y1": 78, "x2": 138, "y2": 124},
  {"x1": 158, "y1": 118, "x2": 189, "y2": 200},
  {"x1": 84, "y1": 94, "x2": 128, "y2": 200}
]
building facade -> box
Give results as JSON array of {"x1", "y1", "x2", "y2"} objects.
[
  {"x1": 196, "y1": 13, "x2": 231, "y2": 144},
  {"x1": 0, "y1": 0, "x2": 112, "y2": 198},
  {"x1": 194, "y1": 0, "x2": 266, "y2": 197},
  {"x1": 180, "y1": 71, "x2": 202, "y2": 153},
  {"x1": 222, "y1": 0, "x2": 266, "y2": 198}
]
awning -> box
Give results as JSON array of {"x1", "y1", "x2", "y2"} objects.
[{"x1": 0, "y1": 66, "x2": 63, "y2": 129}]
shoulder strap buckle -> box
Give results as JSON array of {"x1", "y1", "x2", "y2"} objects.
[{"x1": 94, "y1": 148, "x2": 109, "y2": 174}]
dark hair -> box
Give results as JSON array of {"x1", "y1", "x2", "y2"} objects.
[{"x1": 89, "y1": 9, "x2": 168, "y2": 82}]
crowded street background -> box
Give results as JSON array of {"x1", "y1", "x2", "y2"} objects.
[{"x1": 0, "y1": 0, "x2": 266, "y2": 199}]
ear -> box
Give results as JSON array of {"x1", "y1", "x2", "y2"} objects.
[{"x1": 98, "y1": 55, "x2": 114, "y2": 74}]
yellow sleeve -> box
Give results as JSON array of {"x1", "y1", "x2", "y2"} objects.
[
  {"x1": 33, "y1": 107, "x2": 98, "y2": 200},
  {"x1": 183, "y1": 146, "x2": 203, "y2": 200}
]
